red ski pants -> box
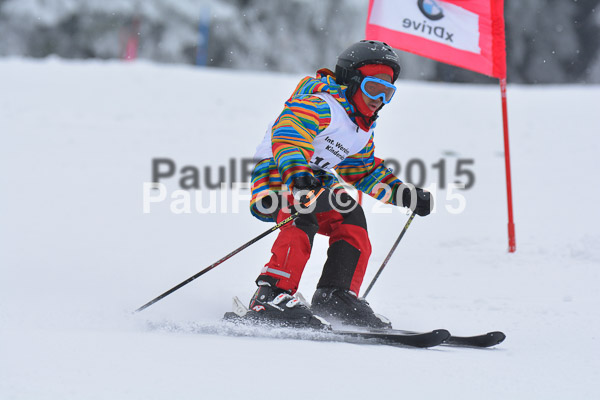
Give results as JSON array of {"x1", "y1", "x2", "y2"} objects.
[{"x1": 256, "y1": 192, "x2": 371, "y2": 295}]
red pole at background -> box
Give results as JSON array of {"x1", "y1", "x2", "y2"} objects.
[
  {"x1": 500, "y1": 78, "x2": 516, "y2": 252},
  {"x1": 124, "y1": 36, "x2": 138, "y2": 61},
  {"x1": 124, "y1": 17, "x2": 140, "y2": 61}
]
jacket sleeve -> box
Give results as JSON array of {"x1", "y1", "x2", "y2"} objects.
[
  {"x1": 271, "y1": 96, "x2": 331, "y2": 188},
  {"x1": 334, "y1": 135, "x2": 403, "y2": 205}
]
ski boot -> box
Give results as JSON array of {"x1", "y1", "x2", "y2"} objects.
[
  {"x1": 311, "y1": 287, "x2": 392, "y2": 329},
  {"x1": 246, "y1": 282, "x2": 329, "y2": 329}
]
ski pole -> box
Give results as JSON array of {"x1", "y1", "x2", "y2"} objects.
[
  {"x1": 134, "y1": 188, "x2": 325, "y2": 313},
  {"x1": 361, "y1": 211, "x2": 416, "y2": 299}
]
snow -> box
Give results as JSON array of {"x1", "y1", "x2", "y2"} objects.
[{"x1": 1, "y1": 57, "x2": 599, "y2": 399}]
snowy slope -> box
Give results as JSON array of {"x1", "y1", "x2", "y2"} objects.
[{"x1": 1, "y1": 58, "x2": 599, "y2": 399}]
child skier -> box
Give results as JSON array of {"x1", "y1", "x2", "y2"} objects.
[{"x1": 247, "y1": 40, "x2": 432, "y2": 329}]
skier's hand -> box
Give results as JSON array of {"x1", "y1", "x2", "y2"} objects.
[
  {"x1": 400, "y1": 186, "x2": 433, "y2": 216},
  {"x1": 292, "y1": 175, "x2": 324, "y2": 209}
]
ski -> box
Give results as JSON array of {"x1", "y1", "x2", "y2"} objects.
[
  {"x1": 334, "y1": 328, "x2": 450, "y2": 348},
  {"x1": 297, "y1": 294, "x2": 505, "y2": 348},
  {"x1": 223, "y1": 311, "x2": 450, "y2": 348},
  {"x1": 444, "y1": 331, "x2": 506, "y2": 348},
  {"x1": 373, "y1": 329, "x2": 506, "y2": 348}
]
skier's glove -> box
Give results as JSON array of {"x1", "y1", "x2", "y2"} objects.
[
  {"x1": 400, "y1": 186, "x2": 433, "y2": 217},
  {"x1": 292, "y1": 175, "x2": 323, "y2": 209}
]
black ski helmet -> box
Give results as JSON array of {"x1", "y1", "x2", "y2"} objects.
[{"x1": 335, "y1": 40, "x2": 401, "y2": 86}]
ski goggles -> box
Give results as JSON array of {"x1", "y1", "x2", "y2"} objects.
[{"x1": 360, "y1": 77, "x2": 397, "y2": 104}]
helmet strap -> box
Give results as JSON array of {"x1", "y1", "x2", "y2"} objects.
[
  {"x1": 338, "y1": 67, "x2": 380, "y2": 131},
  {"x1": 348, "y1": 98, "x2": 379, "y2": 131}
]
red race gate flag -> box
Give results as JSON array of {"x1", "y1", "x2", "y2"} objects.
[
  {"x1": 366, "y1": 0, "x2": 516, "y2": 252},
  {"x1": 366, "y1": 0, "x2": 506, "y2": 78}
]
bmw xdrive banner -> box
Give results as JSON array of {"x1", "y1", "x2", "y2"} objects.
[{"x1": 366, "y1": 0, "x2": 506, "y2": 78}]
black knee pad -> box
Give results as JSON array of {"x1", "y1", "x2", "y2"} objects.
[
  {"x1": 294, "y1": 212, "x2": 319, "y2": 246},
  {"x1": 317, "y1": 240, "x2": 361, "y2": 290}
]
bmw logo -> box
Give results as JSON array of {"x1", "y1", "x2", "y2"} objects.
[{"x1": 418, "y1": 0, "x2": 445, "y2": 21}]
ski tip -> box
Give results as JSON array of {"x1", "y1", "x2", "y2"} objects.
[
  {"x1": 487, "y1": 331, "x2": 506, "y2": 345},
  {"x1": 435, "y1": 329, "x2": 452, "y2": 342}
]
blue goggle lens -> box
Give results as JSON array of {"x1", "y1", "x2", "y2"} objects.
[{"x1": 360, "y1": 77, "x2": 396, "y2": 104}]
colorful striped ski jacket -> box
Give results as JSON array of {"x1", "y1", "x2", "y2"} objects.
[{"x1": 250, "y1": 69, "x2": 403, "y2": 222}]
